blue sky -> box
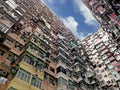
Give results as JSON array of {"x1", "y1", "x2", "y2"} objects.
[{"x1": 41, "y1": 0, "x2": 100, "y2": 40}]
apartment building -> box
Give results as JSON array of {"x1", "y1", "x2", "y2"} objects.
[
  {"x1": 3, "y1": 0, "x2": 120, "y2": 90},
  {"x1": 82, "y1": 0, "x2": 120, "y2": 48},
  {"x1": 0, "y1": 0, "x2": 102, "y2": 90},
  {"x1": 0, "y1": 0, "x2": 29, "y2": 89},
  {"x1": 82, "y1": 27, "x2": 120, "y2": 89}
]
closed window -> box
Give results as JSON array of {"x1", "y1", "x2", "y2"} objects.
[
  {"x1": 15, "y1": 42, "x2": 22, "y2": 51},
  {"x1": 31, "y1": 76, "x2": 42, "y2": 89},
  {"x1": 23, "y1": 55, "x2": 35, "y2": 66},
  {"x1": 57, "y1": 77, "x2": 67, "y2": 85},
  {"x1": 35, "y1": 62, "x2": 44, "y2": 71},
  {"x1": 6, "y1": 53, "x2": 18, "y2": 61},
  {"x1": 5, "y1": 39, "x2": 13, "y2": 45},
  {"x1": 16, "y1": 69, "x2": 31, "y2": 83}
]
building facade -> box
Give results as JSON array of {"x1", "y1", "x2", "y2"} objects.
[
  {"x1": 82, "y1": 0, "x2": 120, "y2": 47},
  {"x1": 0, "y1": 0, "x2": 100, "y2": 90},
  {"x1": 82, "y1": 27, "x2": 120, "y2": 89},
  {"x1": 1, "y1": 0, "x2": 120, "y2": 90}
]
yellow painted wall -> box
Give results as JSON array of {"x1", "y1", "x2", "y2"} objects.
[
  {"x1": 19, "y1": 61, "x2": 44, "y2": 80},
  {"x1": 7, "y1": 78, "x2": 41, "y2": 90},
  {"x1": 7, "y1": 61, "x2": 44, "y2": 90}
]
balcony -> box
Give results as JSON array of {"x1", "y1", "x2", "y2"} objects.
[
  {"x1": 86, "y1": 71, "x2": 94, "y2": 78},
  {"x1": 0, "y1": 3, "x2": 22, "y2": 21},
  {"x1": 43, "y1": 73, "x2": 57, "y2": 90},
  {"x1": 33, "y1": 31, "x2": 50, "y2": 47},
  {"x1": 19, "y1": 61, "x2": 44, "y2": 79},
  {"x1": 105, "y1": 60, "x2": 110, "y2": 65},
  {"x1": 113, "y1": 63, "x2": 119, "y2": 67},
  {"x1": 26, "y1": 47, "x2": 48, "y2": 63},
  {"x1": 57, "y1": 85, "x2": 67, "y2": 90},
  {"x1": 11, "y1": 22, "x2": 25, "y2": 32},
  {"x1": 44, "y1": 68, "x2": 56, "y2": 78},
  {"x1": 107, "y1": 64, "x2": 114, "y2": 70},
  {"x1": 74, "y1": 55, "x2": 84, "y2": 62},
  {"x1": 0, "y1": 14, "x2": 15, "y2": 28},
  {"x1": 109, "y1": 56, "x2": 115, "y2": 62},
  {"x1": 38, "y1": 21, "x2": 51, "y2": 36},
  {"x1": 57, "y1": 53, "x2": 66, "y2": 61},
  {"x1": 72, "y1": 75, "x2": 82, "y2": 83},
  {"x1": 57, "y1": 60, "x2": 66, "y2": 69},
  {"x1": 57, "y1": 77, "x2": 67, "y2": 90},
  {"x1": 30, "y1": 37, "x2": 48, "y2": 53},
  {"x1": 3, "y1": 38, "x2": 13, "y2": 49},
  {"x1": 56, "y1": 47, "x2": 70, "y2": 59},
  {"x1": 0, "y1": 23, "x2": 9, "y2": 33},
  {"x1": 73, "y1": 64, "x2": 81, "y2": 72},
  {"x1": 100, "y1": 80, "x2": 107, "y2": 87},
  {"x1": 56, "y1": 72, "x2": 68, "y2": 80},
  {"x1": 8, "y1": 32, "x2": 26, "y2": 45}
]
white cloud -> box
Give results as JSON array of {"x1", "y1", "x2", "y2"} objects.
[
  {"x1": 61, "y1": 16, "x2": 90, "y2": 40},
  {"x1": 79, "y1": 32, "x2": 92, "y2": 40},
  {"x1": 73, "y1": 0, "x2": 98, "y2": 26},
  {"x1": 41, "y1": 0, "x2": 53, "y2": 4},
  {"x1": 61, "y1": 16, "x2": 79, "y2": 38},
  {"x1": 79, "y1": 32, "x2": 86, "y2": 40},
  {"x1": 41, "y1": 0, "x2": 66, "y2": 4}
]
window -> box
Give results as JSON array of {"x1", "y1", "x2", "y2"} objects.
[
  {"x1": 6, "y1": 53, "x2": 18, "y2": 65},
  {"x1": 34, "y1": 31, "x2": 41, "y2": 38},
  {"x1": 6, "y1": 53, "x2": 18, "y2": 61},
  {"x1": 35, "y1": 62, "x2": 44, "y2": 71},
  {"x1": 23, "y1": 55, "x2": 35, "y2": 66},
  {"x1": 31, "y1": 76, "x2": 42, "y2": 89},
  {"x1": 49, "y1": 76, "x2": 56, "y2": 86},
  {"x1": 57, "y1": 66, "x2": 66, "y2": 75},
  {"x1": 57, "y1": 77, "x2": 67, "y2": 86},
  {"x1": 31, "y1": 37, "x2": 39, "y2": 44},
  {"x1": 0, "y1": 49, "x2": 5, "y2": 56},
  {"x1": 50, "y1": 67, "x2": 55, "y2": 73},
  {"x1": 38, "y1": 50, "x2": 47, "y2": 59},
  {"x1": 0, "y1": 15, "x2": 14, "y2": 27},
  {"x1": 16, "y1": 69, "x2": 31, "y2": 83},
  {"x1": 5, "y1": 39, "x2": 13, "y2": 45},
  {"x1": 10, "y1": 11, "x2": 19, "y2": 20},
  {"x1": 66, "y1": 69, "x2": 71, "y2": 77},
  {"x1": 20, "y1": 35, "x2": 27, "y2": 42},
  {"x1": 15, "y1": 42, "x2": 22, "y2": 51},
  {"x1": 0, "y1": 24, "x2": 8, "y2": 33},
  {"x1": 41, "y1": 43, "x2": 48, "y2": 51}
]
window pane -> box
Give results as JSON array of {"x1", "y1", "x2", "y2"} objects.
[
  {"x1": 16, "y1": 69, "x2": 31, "y2": 83},
  {"x1": 31, "y1": 76, "x2": 42, "y2": 89}
]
